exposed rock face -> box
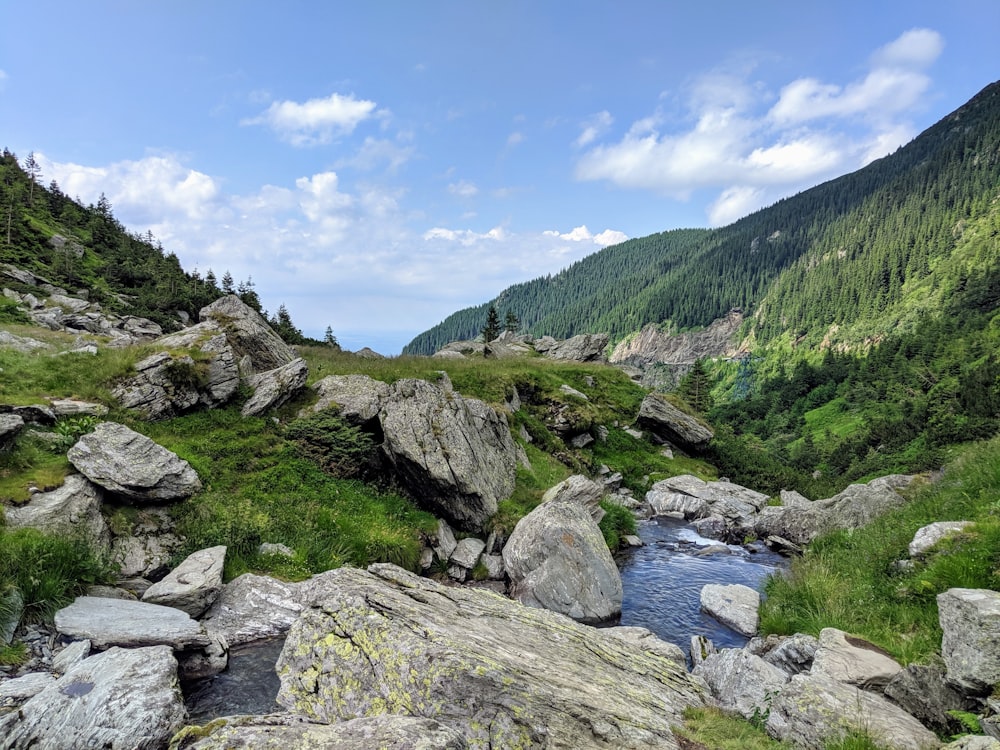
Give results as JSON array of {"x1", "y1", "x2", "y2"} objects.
[
  {"x1": 199, "y1": 295, "x2": 295, "y2": 372},
  {"x1": 380, "y1": 378, "x2": 518, "y2": 531},
  {"x1": 645, "y1": 474, "x2": 768, "y2": 539},
  {"x1": 303, "y1": 373, "x2": 390, "y2": 426},
  {"x1": 3, "y1": 474, "x2": 111, "y2": 554},
  {"x1": 276, "y1": 564, "x2": 706, "y2": 750},
  {"x1": 810, "y1": 627, "x2": 902, "y2": 688},
  {"x1": 694, "y1": 648, "x2": 789, "y2": 720},
  {"x1": 610, "y1": 311, "x2": 743, "y2": 371},
  {"x1": 765, "y1": 670, "x2": 940, "y2": 750},
  {"x1": 67, "y1": 422, "x2": 202, "y2": 501},
  {"x1": 141, "y1": 545, "x2": 227, "y2": 617},
  {"x1": 636, "y1": 393, "x2": 714, "y2": 451},
  {"x1": 938, "y1": 588, "x2": 1000, "y2": 694},
  {"x1": 172, "y1": 714, "x2": 469, "y2": 750},
  {"x1": 909, "y1": 521, "x2": 974, "y2": 558},
  {"x1": 700, "y1": 583, "x2": 760, "y2": 637},
  {"x1": 750, "y1": 633, "x2": 819, "y2": 676},
  {"x1": 200, "y1": 573, "x2": 310, "y2": 647},
  {"x1": 885, "y1": 664, "x2": 980, "y2": 736},
  {"x1": 241, "y1": 357, "x2": 309, "y2": 417},
  {"x1": 503, "y1": 478, "x2": 622, "y2": 623},
  {"x1": 541, "y1": 333, "x2": 610, "y2": 362},
  {"x1": 755, "y1": 474, "x2": 916, "y2": 546},
  {"x1": 0, "y1": 645, "x2": 186, "y2": 750}
]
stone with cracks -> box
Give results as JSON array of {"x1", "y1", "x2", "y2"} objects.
[
  {"x1": 302, "y1": 373, "x2": 390, "y2": 426},
  {"x1": 241, "y1": 357, "x2": 309, "y2": 416},
  {"x1": 142, "y1": 545, "x2": 227, "y2": 617},
  {"x1": 636, "y1": 393, "x2": 714, "y2": 451},
  {"x1": 379, "y1": 378, "x2": 518, "y2": 531},
  {"x1": 700, "y1": 583, "x2": 760, "y2": 636},
  {"x1": 276, "y1": 564, "x2": 706, "y2": 750},
  {"x1": 55, "y1": 596, "x2": 211, "y2": 651},
  {"x1": 3, "y1": 474, "x2": 111, "y2": 554},
  {"x1": 0, "y1": 645, "x2": 186, "y2": 750},
  {"x1": 503, "y1": 480, "x2": 622, "y2": 623},
  {"x1": 0, "y1": 413, "x2": 24, "y2": 448},
  {"x1": 885, "y1": 664, "x2": 980, "y2": 736},
  {"x1": 67, "y1": 422, "x2": 201, "y2": 501},
  {"x1": 199, "y1": 295, "x2": 295, "y2": 373},
  {"x1": 909, "y1": 521, "x2": 975, "y2": 558},
  {"x1": 938, "y1": 587, "x2": 1000, "y2": 694},
  {"x1": 541, "y1": 332, "x2": 610, "y2": 362},
  {"x1": 694, "y1": 648, "x2": 789, "y2": 720},
  {"x1": 810, "y1": 627, "x2": 902, "y2": 688}
]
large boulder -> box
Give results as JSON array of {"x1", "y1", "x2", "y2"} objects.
[
  {"x1": 275, "y1": 564, "x2": 707, "y2": 749},
  {"x1": 938, "y1": 588, "x2": 1000, "y2": 694},
  {"x1": 502, "y1": 478, "x2": 622, "y2": 623},
  {"x1": 700, "y1": 583, "x2": 760, "y2": 637},
  {"x1": 55, "y1": 596, "x2": 212, "y2": 651},
  {"x1": 199, "y1": 295, "x2": 295, "y2": 373},
  {"x1": 810, "y1": 627, "x2": 902, "y2": 688},
  {"x1": 0, "y1": 413, "x2": 24, "y2": 449},
  {"x1": 379, "y1": 378, "x2": 518, "y2": 531},
  {"x1": 694, "y1": 648, "x2": 789, "y2": 720},
  {"x1": 172, "y1": 714, "x2": 468, "y2": 750},
  {"x1": 141, "y1": 545, "x2": 227, "y2": 617},
  {"x1": 646, "y1": 474, "x2": 768, "y2": 537},
  {"x1": 885, "y1": 664, "x2": 981, "y2": 736},
  {"x1": 302, "y1": 373, "x2": 391, "y2": 427},
  {"x1": 541, "y1": 333, "x2": 610, "y2": 362},
  {"x1": 67, "y1": 422, "x2": 201, "y2": 501},
  {"x1": 0, "y1": 645, "x2": 186, "y2": 749},
  {"x1": 241, "y1": 357, "x2": 309, "y2": 417},
  {"x1": 3, "y1": 474, "x2": 111, "y2": 554},
  {"x1": 636, "y1": 393, "x2": 714, "y2": 451}
]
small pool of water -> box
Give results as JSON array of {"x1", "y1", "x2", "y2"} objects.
[
  {"x1": 184, "y1": 637, "x2": 285, "y2": 721},
  {"x1": 619, "y1": 516, "x2": 788, "y2": 653}
]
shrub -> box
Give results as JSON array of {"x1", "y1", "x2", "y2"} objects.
[{"x1": 285, "y1": 411, "x2": 376, "y2": 478}]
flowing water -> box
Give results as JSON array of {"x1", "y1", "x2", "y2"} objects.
[{"x1": 618, "y1": 516, "x2": 789, "y2": 652}]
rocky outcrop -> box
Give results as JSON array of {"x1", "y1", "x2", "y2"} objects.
[
  {"x1": 885, "y1": 664, "x2": 980, "y2": 736},
  {"x1": 700, "y1": 583, "x2": 760, "y2": 636},
  {"x1": 938, "y1": 588, "x2": 1000, "y2": 694},
  {"x1": 610, "y1": 310, "x2": 743, "y2": 371},
  {"x1": 172, "y1": 714, "x2": 469, "y2": 750},
  {"x1": 646, "y1": 474, "x2": 768, "y2": 540},
  {"x1": 810, "y1": 627, "x2": 902, "y2": 688},
  {"x1": 55, "y1": 596, "x2": 212, "y2": 652},
  {"x1": 541, "y1": 332, "x2": 610, "y2": 362},
  {"x1": 199, "y1": 295, "x2": 295, "y2": 373},
  {"x1": 379, "y1": 378, "x2": 518, "y2": 531},
  {"x1": 141, "y1": 545, "x2": 227, "y2": 617},
  {"x1": 302, "y1": 373, "x2": 391, "y2": 427},
  {"x1": 240, "y1": 357, "x2": 309, "y2": 417},
  {"x1": 200, "y1": 573, "x2": 311, "y2": 647},
  {"x1": 67, "y1": 422, "x2": 202, "y2": 501},
  {"x1": 276, "y1": 563, "x2": 706, "y2": 749},
  {"x1": 3, "y1": 473, "x2": 111, "y2": 554},
  {"x1": 0, "y1": 645, "x2": 186, "y2": 749},
  {"x1": 694, "y1": 648, "x2": 789, "y2": 720},
  {"x1": 502, "y1": 476, "x2": 622, "y2": 623},
  {"x1": 636, "y1": 393, "x2": 714, "y2": 451},
  {"x1": 909, "y1": 521, "x2": 975, "y2": 558}
]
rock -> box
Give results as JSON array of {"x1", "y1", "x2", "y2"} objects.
[
  {"x1": 112, "y1": 528, "x2": 184, "y2": 579},
  {"x1": 765, "y1": 670, "x2": 940, "y2": 750},
  {"x1": 938, "y1": 588, "x2": 1000, "y2": 694},
  {"x1": 482, "y1": 554, "x2": 506, "y2": 579},
  {"x1": 1, "y1": 587, "x2": 24, "y2": 645},
  {"x1": 885, "y1": 663, "x2": 980, "y2": 736},
  {"x1": 380, "y1": 378, "x2": 518, "y2": 531},
  {"x1": 432, "y1": 519, "x2": 459, "y2": 562},
  {"x1": 942, "y1": 737, "x2": 1000, "y2": 750},
  {"x1": 46, "y1": 293, "x2": 90, "y2": 313},
  {"x1": 304, "y1": 373, "x2": 390, "y2": 426},
  {"x1": 67, "y1": 422, "x2": 202, "y2": 501},
  {"x1": 811, "y1": 627, "x2": 902, "y2": 688},
  {"x1": 276, "y1": 564, "x2": 706, "y2": 749},
  {"x1": 199, "y1": 295, "x2": 296, "y2": 372},
  {"x1": 142, "y1": 545, "x2": 227, "y2": 617},
  {"x1": 49, "y1": 399, "x2": 109, "y2": 417},
  {"x1": 0, "y1": 330, "x2": 52, "y2": 353},
  {"x1": 607, "y1": 626, "x2": 687, "y2": 665},
  {"x1": 541, "y1": 474, "x2": 607, "y2": 523},
  {"x1": 0, "y1": 413, "x2": 24, "y2": 448},
  {"x1": 609, "y1": 312, "x2": 743, "y2": 373},
  {"x1": 753, "y1": 633, "x2": 818, "y2": 676},
  {"x1": 690, "y1": 635, "x2": 717, "y2": 668},
  {"x1": 691, "y1": 514, "x2": 727, "y2": 539},
  {"x1": 0, "y1": 645, "x2": 186, "y2": 749},
  {"x1": 503, "y1": 479, "x2": 622, "y2": 623},
  {"x1": 0, "y1": 671, "x2": 57, "y2": 707},
  {"x1": 52, "y1": 639, "x2": 92, "y2": 674},
  {"x1": 200, "y1": 573, "x2": 310, "y2": 646},
  {"x1": 780, "y1": 489, "x2": 811, "y2": 507},
  {"x1": 172, "y1": 714, "x2": 469, "y2": 750},
  {"x1": 700, "y1": 583, "x2": 760, "y2": 636},
  {"x1": 542, "y1": 333, "x2": 609, "y2": 362},
  {"x1": 559, "y1": 383, "x2": 589, "y2": 401},
  {"x1": 241, "y1": 357, "x2": 309, "y2": 416},
  {"x1": 909, "y1": 521, "x2": 975, "y2": 558},
  {"x1": 55, "y1": 596, "x2": 211, "y2": 651},
  {"x1": 449, "y1": 537, "x2": 485, "y2": 570},
  {"x1": 636, "y1": 393, "x2": 714, "y2": 451},
  {"x1": 354, "y1": 347, "x2": 385, "y2": 359},
  {"x1": 258, "y1": 542, "x2": 295, "y2": 557},
  {"x1": 694, "y1": 648, "x2": 789, "y2": 720},
  {"x1": 3, "y1": 474, "x2": 111, "y2": 554}
]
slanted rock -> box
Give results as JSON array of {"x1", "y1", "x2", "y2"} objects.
[
  {"x1": 276, "y1": 564, "x2": 706, "y2": 749},
  {"x1": 694, "y1": 648, "x2": 789, "y2": 720},
  {"x1": 637, "y1": 393, "x2": 714, "y2": 451},
  {"x1": 503, "y1": 478, "x2": 622, "y2": 623},
  {"x1": 810, "y1": 627, "x2": 902, "y2": 688},
  {"x1": 765, "y1": 670, "x2": 940, "y2": 750},
  {"x1": 303, "y1": 374, "x2": 390, "y2": 427},
  {"x1": 909, "y1": 521, "x2": 975, "y2": 558},
  {"x1": 885, "y1": 664, "x2": 980, "y2": 736},
  {"x1": 542, "y1": 333, "x2": 609, "y2": 362},
  {"x1": 241, "y1": 357, "x2": 309, "y2": 417},
  {"x1": 0, "y1": 671, "x2": 56, "y2": 708},
  {"x1": 379, "y1": 378, "x2": 518, "y2": 531},
  {"x1": 938, "y1": 588, "x2": 1000, "y2": 694},
  {"x1": 199, "y1": 295, "x2": 295, "y2": 372},
  {"x1": 0, "y1": 413, "x2": 24, "y2": 448},
  {"x1": 67, "y1": 422, "x2": 201, "y2": 501},
  {"x1": 645, "y1": 474, "x2": 767, "y2": 537},
  {"x1": 750, "y1": 633, "x2": 819, "y2": 676},
  {"x1": 141, "y1": 545, "x2": 227, "y2": 617},
  {"x1": 201, "y1": 572, "x2": 316, "y2": 646},
  {"x1": 49, "y1": 399, "x2": 109, "y2": 417},
  {"x1": 55, "y1": 596, "x2": 211, "y2": 652},
  {"x1": 0, "y1": 645, "x2": 186, "y2": 749},
  {"x1": 4, "y1": 474, "x2": 111, "y2": 554},
  {"x1": 172, "y1": 714, "x2": 469, "y2": 750},
  {"x1": 449, "y1": 537, "x2": 485, "y2": 570},
  {"x1": 542, "y1": 474, "x2": 607, "y2": 523},
  {"x1": 700, "y1": 583, "x2": 760, "y2": 636}
]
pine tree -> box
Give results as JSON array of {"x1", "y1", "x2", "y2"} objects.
[
  {"x1": 23, "y1": 152, "x2": 40, "y2": 207},
  {"x1": 324, "y1": 325, "x2": 340, "y2": 349},
  {"x1": 677, "y1": 358, "x2": 714, "y2": 413},
  {"x1": 481, "y1": 304, "x2": 501, "y2": 342},
  {"x1": 221, "y1": 271, "x2": 235, "y2": 294},
  {"x1": 504, "y1": 310, "x2": 520, "y2": 333}
]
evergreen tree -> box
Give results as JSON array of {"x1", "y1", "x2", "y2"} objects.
[
  {"x1": 481, "y1": 304, "x2": 501, "y2": 342},
  {"x1": 221, "y1": 271, "x2": 235, "y2": 294},
  {"x1": 324, "y1": 325, "x2": 340, "y2": 348},
  {"x1": 23, "y1": 152, "x2": 40, "y2": 207},
  {"x1": 237, "y1": 276, "x2": 262, "y2": 312},
  {"x1": 504, "y1": 310, "x2": 520, "y2": 333},
  {"x1": 677, "y1": 358, "x2": 714, "y2": 413}
]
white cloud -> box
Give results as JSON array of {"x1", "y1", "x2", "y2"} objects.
[
  {"x1": 873, "y1": 28, "x2": 944, "y2": 68},
  {"x1": 448, "y1": 180, "x2": 479, "y2": 198},
  {"x1": 708, "y1": 186, "x2": 764, "y2": 227},
  {"x1": 575, "y1": 111, "x2": 613, "y2": 147},
  {"x1": 543, "y1": 225, "x2": 629, "y2": 246},
  {"x1": 594, "y1": 229, "x2": 628, "y2": 246},
  {"x1": 334, "y1": 136, "x2": 415, "y2": 173},
  {"x1": 507, "y1": 131, "x2": 525, "y2": 147},
  {"x1": 242, "y1": 92, "x2": 378, "y2": 146}
]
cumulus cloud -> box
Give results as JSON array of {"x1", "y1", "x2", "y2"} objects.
[
  {"x1": 448, "y1": 180, "x2": 479, "y2": 198},
  {"x1": 575, "y1": 111, "x2": 613, "y2": 147},
  {"x1": 542, "y1": 225, "x2": 628, "y2": 246},
  {"x1": 242, "y1": 92, "x2": 379, "y2": 146},
  {"x1": 507, "y1": 131, "x2": 525, "y2": 147},
  {"x1": 576, "y1": 29, "x2": 943, "y2": 224}
]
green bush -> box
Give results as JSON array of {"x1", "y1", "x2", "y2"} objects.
[
  {"x1": 598, "y1": 499, "x2": 637, "y2": 552},
  {"x1": 285, "y1": 411, "x2": 376, "y2": 478}
]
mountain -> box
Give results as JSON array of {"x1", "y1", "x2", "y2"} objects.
[{"x1": 404, "y1": 80, "x2": 1000, "y2": 356}]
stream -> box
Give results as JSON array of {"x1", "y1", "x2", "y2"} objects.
[{"x1": 184, "y1": 515, "x2": 789, "y2": 719}]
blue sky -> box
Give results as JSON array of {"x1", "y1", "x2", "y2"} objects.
[{"x1": 1, "y1": 1, "x2": 997, "y2": 353}]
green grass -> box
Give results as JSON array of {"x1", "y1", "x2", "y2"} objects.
[
  {"x1": 673, "y1": 706, "x2": 787, "y2": 749},
  {"x1": 802, "y1": 398, "x2": 866, "y2": 440},
  {"x1": 760, "y1": 436, "x2": 1000, "y2": 663}
]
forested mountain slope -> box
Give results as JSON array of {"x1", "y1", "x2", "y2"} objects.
[{"x1": 405, "y1": 80, "x2": 1000, "y2": 356}]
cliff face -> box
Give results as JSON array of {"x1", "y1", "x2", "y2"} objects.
[{"x1": 610, "y1": 310, "x2": 743, "y2": 369}]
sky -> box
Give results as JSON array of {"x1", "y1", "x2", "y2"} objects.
[{"x1": 1, "y1": 2, "x2": 997, "y2": 354}]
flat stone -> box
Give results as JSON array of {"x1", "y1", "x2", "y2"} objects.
[
  {"x1": 700, "y1": 583, "x2": 760, "y2": 636},
  {"x1": 54, "y1": 596, "x2": 211, "y2": 651}
]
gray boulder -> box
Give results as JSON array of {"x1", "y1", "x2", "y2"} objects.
[
  {"x1": 380, "y1": 378, "x2": 518, "y2": 531},
  {"x1": 542, "y1": 333, "x2": 609, "y2": 362},
  {"x1": 276, "y1": 564, "x2": 706, "y2": 749},
  {"x1": 637, "y1": 393, "x2": 714, "y2": 451},
  {"x1": 694, "y1": 647, "x2": 789, "y2": 720},
  {"x1": 55, "y1": 596, "x2": 211, "y2": 651},
  {"x1": 3, "y1": 473, "x2": 111, "y2": 554},
  {"x1": 765, "y1": 670, "x2": 940, "y2": 750},
  {"x1": 303, "y1": 373, "x2": 390, "y2": 426},
  {"x1": 141, "y1": 545, "x2": 227, "y2": 617},
  {"x1": 0, "y1": 413, "x2": 24, "y2": 448},
  {"x1": 0, "y1": 645, "x2": 186, "y2": 750},
  {"x1": 750, "y1": 632, "x2": 819, "y2": 676},
  {"x1": 199, "y1": 295, "x2": 295, "y2": 373},
  {"x1": 49, "y1": 399, "x2": 109, "y2": 417},
  {"x1": 909, "y1": 521, "x2": 975, "y2": 558},
  {"x1": 810, "y1": 627, "x2": 902, "y2": 688},
  {"x1": 542, "y1": 474, "x2": 607, "y2": 523},
  {"x1": 172, "y1": 714, "x2": 468, "y2": 750},
  {"x1": 645, "y1": 474, "x2": 767, "y2": 537},
  {"x1": 0, "y1": 671, "x2": 56, "y2": 708},
  {"x1": 241, "y1": 357, "x2": 309, "y2": 416},
  {"x1": 885, "y1": 664, "x2": 981, "y2": 736},
  {"x1": 449, "y1": 537, "x2": 486, "y2": 570},
  {"x1": 503, "y1": 479, "x2": 622, "y2": 623},
  {"x1": 0, "y1": 330, "x2": 52, "y2": 353},
  {"x1": 938, "y1": 588, "x2": 1000, "y2": 694},
  {"x1": 67, "y1": 422, "x2": 201, "y2": 501},
  {"x1": 700, "y1": 583, "x2": 760, "y2": 636}
]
